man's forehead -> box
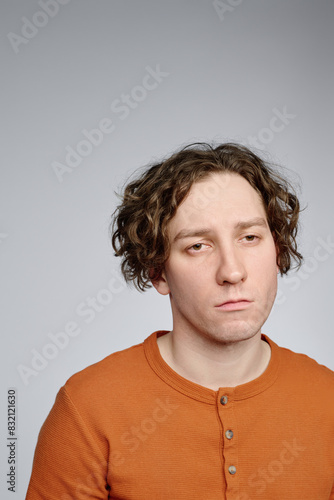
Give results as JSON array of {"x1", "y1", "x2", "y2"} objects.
[
  {"x1": 185, "y1": 171, "x2": 232, "y2": 202},
  {"x1": 170, "y1": 172, "x2": 265, "y2": 227}
]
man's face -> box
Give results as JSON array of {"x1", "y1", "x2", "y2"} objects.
[{"x1": 153, "y1": 172, "x2": 279, "y2": 346}]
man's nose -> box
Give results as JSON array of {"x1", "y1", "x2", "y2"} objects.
[{"x1": 215, "y1": 245, "x2": 247, "y2": 285}]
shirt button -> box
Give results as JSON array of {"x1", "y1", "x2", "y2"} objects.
[
  {"x1": 220, "y1": 396, "x2": 228, "y2": 405},
  {"x1": 228, "y1": 465, "x2": 237, "y2": 475},
  {"x1": 225, "y1": 430, "x2": 233, "y2": 440}
]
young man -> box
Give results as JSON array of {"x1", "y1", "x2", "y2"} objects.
[{"x1": 26, "y1": 143, "x2": 334, "y2": 499}]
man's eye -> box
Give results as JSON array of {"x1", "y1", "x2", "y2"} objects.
[
  {"x1": 244, "y1": 235, "x2": 258, "y2": 242},
  {"x1": 191, "y1": 243, "x2": 203, "y2": 251}
]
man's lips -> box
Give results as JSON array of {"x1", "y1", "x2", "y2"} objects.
[{"x1": 215, "y1": 300, "x2": 252, "y2": 311}]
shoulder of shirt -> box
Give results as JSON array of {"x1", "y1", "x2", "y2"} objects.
[
  {"x1": 62, "y1": 339, "x2": 148, "y2": 399},
  {"x1": 269, "y1": 336, "x2": 334, "y2": 384}
]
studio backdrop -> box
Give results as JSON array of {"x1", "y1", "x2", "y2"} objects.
[{"x1": 1, "y1": 1, "x2": 333, "y2": 497}]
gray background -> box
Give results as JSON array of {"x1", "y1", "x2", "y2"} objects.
[{"x1": 1, "y1": 0, "x2": 333, "y2": 497}]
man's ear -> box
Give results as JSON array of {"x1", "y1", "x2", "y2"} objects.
[{"x1": 150, "y1": 269, "x2": 170, "y2": 296}]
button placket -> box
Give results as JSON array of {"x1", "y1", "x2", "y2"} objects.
[{"x1": 217, "y1": 391, "x2": 239, "y2": 493}]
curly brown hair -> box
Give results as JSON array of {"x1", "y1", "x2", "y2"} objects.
[{"x1": 111, "y1": 142, "x2": 303, "y2": 291}]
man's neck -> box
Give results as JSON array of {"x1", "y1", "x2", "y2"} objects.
[{"x1": 157, "y1": 331, "x2": 271, "y2": 391}]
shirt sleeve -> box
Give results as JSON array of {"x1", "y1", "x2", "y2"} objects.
[{"x1": 25, "y1": 386, "x2": 110, "y2": 499}]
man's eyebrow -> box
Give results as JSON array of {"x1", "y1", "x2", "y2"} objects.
[
  {"x1": 173, "y1": 228, "x2": 212, "y2": 243},
  {"x1": 173, "y1": 217, "x2": 268, "y2": 243},
  {"x1": 234, "y1": 217, "x2": 268, "y2": 230}
]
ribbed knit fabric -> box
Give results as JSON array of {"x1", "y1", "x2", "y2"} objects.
[{"x1": 26, "y1": 332, "x2": 334, "y2": 499}]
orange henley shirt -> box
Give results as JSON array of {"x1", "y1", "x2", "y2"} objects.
[{"x1": 26, "y1": 332, "x2": 334, "y2": 499}]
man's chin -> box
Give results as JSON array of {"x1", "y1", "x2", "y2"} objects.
[{"x1": 202, "y1": 325, "x2": 261, "y2": 346}]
